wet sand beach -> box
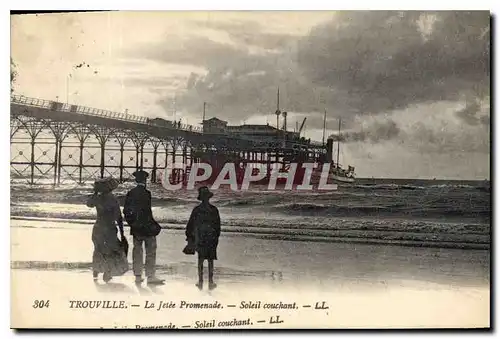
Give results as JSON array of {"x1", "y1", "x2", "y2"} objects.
[{"x1": 11, "y1": 218, "x2": 490, "y2": 329}]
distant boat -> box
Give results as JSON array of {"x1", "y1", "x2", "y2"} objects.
[
  {"x1": 327, "y1": 118, "x2": 356, "y2": 184},
  {"x1": 329, "y1": 169, "x2": 356, "y2": 183}
]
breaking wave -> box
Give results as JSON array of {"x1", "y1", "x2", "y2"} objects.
[
  {"x1": 272, "y1": 202, "x2": 491, "y2": 220},
  {"x1": 10, "y1": 178, "x2": 490, "y2": 250}
]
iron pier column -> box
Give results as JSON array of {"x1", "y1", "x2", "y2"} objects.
[
  {"x1": 30, "y1": 139, "x2": 35, "y2": 185},
  {"x1": 79, "y1": 139, "x2": 84, "y2": 184},
  {"x1": 152, "y1": 145, "x2": 158, "y2": 183},
  {"x1": 99, "y1": 142, "x2": 106, "y2": 178}
]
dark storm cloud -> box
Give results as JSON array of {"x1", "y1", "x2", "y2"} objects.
[
  {"x1": 297, "y1": 11, "x2": 490, "y2": 114},
  {"x1": 125, "y1": 19, "x2": 353, "y2": 123},
  {"x1": 409, "y1": 121, "x2": 490, "y2": 153},
  {"x1": 131, "y1": 11, "x2": 490, "y2": 134}
]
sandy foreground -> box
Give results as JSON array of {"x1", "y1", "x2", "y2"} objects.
[{"x1": 10, "y1": 218, "x2": 490, "y2": 329}]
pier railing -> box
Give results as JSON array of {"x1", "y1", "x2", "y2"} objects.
[
  {"x1": 10, "y1": 94, "x2": 202, "y2": 133},
  {"x1": 11, "y1": 94, "x2": 323, "y2": 146}
]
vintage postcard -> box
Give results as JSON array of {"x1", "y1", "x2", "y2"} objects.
[{"x1": 10, "y1": 10, "x2": 490, "y2": 329}]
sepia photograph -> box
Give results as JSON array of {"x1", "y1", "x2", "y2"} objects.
[{"x1": 9, "y1": 9, "x2": 491, "y2": 329}]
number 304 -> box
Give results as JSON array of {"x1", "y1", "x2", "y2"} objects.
[{"x1": 32, "y1": 300, "x2": 50, "y2": 308}]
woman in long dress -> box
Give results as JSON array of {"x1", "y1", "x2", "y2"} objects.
[
  {"x1": 186, "y1": 186, "x2": 221, "y2": 290},
  {"x1": 86, "y1": 177, "x2": 128, "y2": 283}
]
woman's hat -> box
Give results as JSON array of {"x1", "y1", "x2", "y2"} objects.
[
  {"x1": 133, "y1": 170, "x2": 149, "y2": 182},
  {"x1": 94, "y1": 177, "x2": 119, "y2": 193},
  {"x1": 197, "y1": 186, "x2": 214, "y2": 200}
]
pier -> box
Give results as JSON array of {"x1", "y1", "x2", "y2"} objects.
[{"x1": 10, "y1": 95, "x2": 329, "y2": 186}]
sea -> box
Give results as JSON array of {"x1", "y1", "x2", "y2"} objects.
[{"x1": 10, "y1": 178, "x2": 491, "y2": 250}]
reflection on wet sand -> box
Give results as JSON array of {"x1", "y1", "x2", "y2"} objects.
[
  {"x1": 10, "y1": 217, "x2": 490, "y2": 328},
  {"x1": 11, "y1": 219, "x2": 490, "y2": 289}
]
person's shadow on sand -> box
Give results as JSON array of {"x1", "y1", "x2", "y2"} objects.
[{"x1": 93, "y1": 281, "x2": 135, "y2": 294}]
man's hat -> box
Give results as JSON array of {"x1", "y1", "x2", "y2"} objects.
[
  {"x1": 133, "y1": 170, "x2": 149, "y2": 182},
  {"x1": 197, "y1": 186, "x2": 214, "y2": 200},
  {"x1": 94, "y1": 177, "x2": 119, "y2": 193}
]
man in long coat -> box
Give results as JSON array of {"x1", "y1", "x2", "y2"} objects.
[{"x1": 124, "y1": 170, "x2": 164, "y2": 285}]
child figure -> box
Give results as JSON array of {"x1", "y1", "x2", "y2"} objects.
[{"x1": 185, "y1": 186, "x2": 221, "y2": 290}]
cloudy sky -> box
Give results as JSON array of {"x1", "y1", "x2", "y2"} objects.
[{"x1": 11, "y1": 11, "x2": 490, "y2": 179}]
